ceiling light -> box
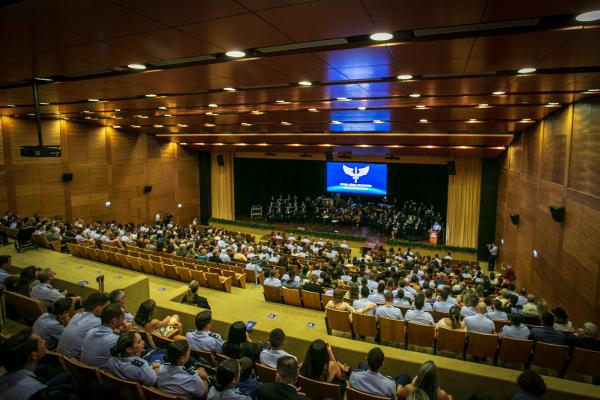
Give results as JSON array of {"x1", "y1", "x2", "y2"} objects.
[
  {"x1": 576, "y1": 10, "x2": 600, "y2": 22},
  {"x1": 154, "y1": 124, "x2": 164, "y2": 128},
  {"x1": 223, "y1": 87, "x2": 236, "y2": 92},
  {"x1": 204, "y1": 123, "x2": 215, "y2": 127},
  {"x1": 275, "y1": 100, "x2": 289, "y2": 104},
  {"x1": 84, "y1": 116, "x2": 91, "y2": 119},
  {"x1": 40, "y1": 102, "x2": 50, "y2": 105},
  {"x1": 397, "y1": 74, "x2": 413, "y2": 80},
  {"x1": 140, "y1": 115, "x2": 149, "y2": 119},
  {"x1": 492, "y1": 91, "x2": 506, "y2": 95},
  {"x1": 308, "y1": 108, "x2": 319, "y2": 112},
  {"x1": 477, "y1": 103, "x2": 489, "y2": 108},
  {"x1": 88, "y1": 98, "x2": 99, "y2": 102},
  {"x1": 206, "y1": 112, "x2": 216, "y2": 115},
  {"x1": 280, "y1": 121, "x2": 291, "y2": 125},
  {"x1": 467, "y1": 118, "x2": 478, "y2": 123},
  {"x1": 131, "y1": 124, "x2": 141, "y2": 128},
  {"x1": 6, "y1": 105, "x2": 15, "y2": 108},
  {"x1": 105, "y1": 201, "x2": 111, "y2": 207},
  {"x1": 251, "y1": 110, "x2": 264, "y2": 115},
  {"x1": 128, "y1": 63, "x2": 146, "y2": 70},
  {"x1": 409, "y1": 93, "x2": 421, "y2": 98},
  {"x1": 357, "y1": 106, "x2": 366, "y2": 110},
  {"x1": 225, "y1": 50, "x2": 246, "y2": 58},
  {"x1": 336, "y1": 97, "x2": 351, "y2": 101},
  {"x1": 545, "y1": 102, "x2": 560, "y2": 107},
  {"x1": 370, "y1": 32, "x2": 393, "y2": 41},
  {"x1": 177, "y1": 123, "x2": 188, "y2": 127},
  {"x1": 415, "y1": 105, "x2": 427, "y2": 109},
  {"x1": 145, "y1": 94, "x2": 157, "y2": 97},
  {"x1": 373, "y1": 120, "x2": 384, "y2": 124},
  {"x1": 419, "y1": 119, "x2": 428, "y2": 123},
  {"x1": 208, "y1": 103, "x2": 218, "y2": 108},
  {"x1": 158, "y1": 106, "x2": 167, "y2": 110},
  {"x1": 298, "y1": 81, "x2": 312, "y2": 86},
  {"x1": 115, "y1": 109, "x2": 121, "y2": 112},
  {"x1": 164, "y1": 114, "x2": 173, "y2": 117},
  {"x1": 331, "y1": 120, "x2": 342, "y2": 124},
  {"x1": 27, "y1": 113, "x2": 35, "y2": 116},
  {"x1": 177, "y1": 203, "x2": 183, "y2": 208},
  {"x1": 518, "y1": 67, "x2": 536, "y2": 74},
  {"x1": 63, "y1": 117, "x2": 69, "y2": 120},
  {"x1": 585, "y1": 88, "x2": 600, "y2": 93},
  {"x1": 519, "y1": 118, "x2": 533, "y2": 123},
  {"x1": 113, "y1": 125, "x2": 121, "y2": 128},
  {"x1": 180, "y1": 143, "x2": 188, "y2": 145},
  {"x1": 241, "y1": 122, "x2": 252, "y2": 126}
]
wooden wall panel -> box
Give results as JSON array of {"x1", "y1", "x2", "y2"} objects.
[
  {"x1": 570, "y1": 101, "x2": 600, "y2": 198},
  {"x1": 540, "y1": 108, "x2": 569, "y2": 184},
  {"x1": 522, "y1": 122, "x2": 542, "y2": 177},
  {"x1": 508, "y1": 134, "x2": 522, "y2": 172}
]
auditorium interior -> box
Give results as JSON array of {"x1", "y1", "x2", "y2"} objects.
[{"x1": 1, "y1": 1, "x2": 600, "y2": 399}]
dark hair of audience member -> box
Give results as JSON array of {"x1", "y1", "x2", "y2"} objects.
[
  {"x1": 0, "y1": 328, "x2": 38, "y2": 371},
  {"x1": 51, "y1": 297, "x2": 73, "y2": 318},
  {"x1": 239, "y1": 357, "x2": 254, "y2": 381},
  {"x1": 268, "y1": 328, "x2": 285, "y2": 349},
  {"x1": 332, "y1": 288, "x2": 344, "y2": 303},
  {"x1": 469, "y1": 390, "x2": 493, "y2": 400},
  {"x1": 367, "y1": 347, "x2": 385, "y2": 371},
  {"x1": 165, "y1": 340, "x2": 189, "y2": 365},
  {"x1": 101, "y1": 303, "x2": 124, "y2": 325},
  {"x1": 83, "y1": 292, "x2": 109, "y2": 312},
  {"x1": 517, "y1": 370, "x2": 547, "y2": 396},
  {"x1": 511, "y1": 313, "x2": 522, "y2": 326},
  {"x1": 16, "y1": 265, "x2": 37, "y2": 295},
  {"x1": 223, "y1": 321, "x2": 247, "y2": 358},
  {"x1": 448, "y1": 306, "x2": 461, "y2": 330},
  {"x1": 414, "y1": 293, "x2": 425, "y2": 310},
  {"x1": 108, "y1": 289, "x2": 125, "y2": 304},
  {"x1": 134, "y1": 299, "x2": 156, "y2": 327},
  {"x1": 299, "y1": 339, "x2": 329, "y2": 381},
  {"x1": 277, "y1": 356, "x2": 299, "y2": 384},
  {"x1": 240, "y1": 341, "x2": 263, "y2": 364},
  {"x1": 406, "y1": 388, "x2": 430, "y2": 400},
  {"x1": 214, "y1": 358, "x2": 240, "y2": 392},
  {"x1": 541, "y1": 312, "x2": 555, "y2": 327},
  {"x1": 111, "y1": 331, "x2": 137, "y2": 357},
  {"x1": 195, "y1": 310, "x2": 212, "y2": 330},
  {"x1": 413, "y1": 361, "x2": 440, "y2": 400}
]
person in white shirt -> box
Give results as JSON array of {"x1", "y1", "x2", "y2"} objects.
[
  {"x1": 464, "y1": 303, "x2": 495, "y2": 334},
  {"x1": 404, "y1": 294, "x2": 434, "y2": 326},
  {"x1": 262, "y1": 271, "x2": 281, "y2": 287},
  {"x1": 498, "y1": 314, "x2": 531, "y2": 340},
  {"x1": 259, "y1": 329, "x2": 296, "y2": 368},
  {"x1": 486, "y1": 300, "x2": 508, "y2": 321},
  {"x1": 375, "y1": 293, "x2": 403, "y2": 321}
]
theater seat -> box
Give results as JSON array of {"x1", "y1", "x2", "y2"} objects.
[
  {"x1": 282, "y1": 287, "x2": 303, "y2": 307},
  {"x1": 436, "y1": 328, "x2": 466, "y2": 358},
  {"x1": 255, "y1": 363, "x2": 277, "y2": 383},
  {"x1": 346, "y1": 386, "x2": 389, "y2": 400},
  {"x1": 324, "y1": 308, "x2": 353, "y2": 338},
  {"x1": 378, "y1": 317, "x2": 405, "y2": 345},
  {"x1": 263, "y1": 284, "x2": 283, "y2": 303},
  {"x1": 467, "y1": 332, "x2": 498, "y2": 360},
  {"x1": 298, "y1": 375, "x2": 341, "y2": 400},
  {"x1": 352, "y1": 312, "x2": 377, "y2": 339},
  {"x1": 566, "y1": 347, "x2": 600, "y2": 379},
  {"x1": 497, "y1": 337, "x2": 532, "y2": 367},
  {"x1": 97, "y1": 369, "x2": 143, "y2": 400},
  {"x1": 302, "y1": 291, "x2": 323, "y2": 311},
  {"x1": 142, "y1": 385, "x2": 186, "y2": 400},
  {"x1": 407, "y1": 323, "x2": 435, "y2": 349},
  {"x1": 531, "y1": 342, "x2": 569, "y2": 372},
  {"x1": 62, "y1": 356, "x2": 104, "y2": 400}
]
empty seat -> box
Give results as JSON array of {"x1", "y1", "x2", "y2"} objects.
[
  {"x1": 352, "y1": 313, "x2": 377, "y2": 339},
  {"x1": 467, "y1": 332, "x2": 498, "y2": 359},
  {"x1": 97, "y1": 369, "x2": 143, "y2": 400},
  {"x1": 378, "y1": 317, "x2": 405, "y2": 345},
  {"x1": 566, "y1": 347, "x2": 600, "y2": 379},
  {"x1": 282, "y1": 287, "x2": 303, "y2": 307},
  {"x1": 407, "y1": 323, "x2": 435, "y2": 349},
  {"x1": 346, "y1": 386, "x2": 389, "y2": 400},
  {"x1": 263, "y1": 284, "x2": 283, "y2": 303},
  {"x1": 302, "y1": 291, "x2": 323, "y2": 311},
  {"x1": 324, "y1": 308, "x2": 353, "y2": 337},
  {"x1": 436, "y1": 328, "x2": 466, "y2": 357},
  {"x1": 142, "y1": 385, "x2": 186, "y2": 400},
  {"x1": 531, "y1": 342, "x2": 569, "y2": 372},
  {"x1": 255, "y1": 363, "x2": 277, "y2": 383}
]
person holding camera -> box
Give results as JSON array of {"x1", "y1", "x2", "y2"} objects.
[{"x1": 487, "y1": 243, "x2": 498, "y2": 271}]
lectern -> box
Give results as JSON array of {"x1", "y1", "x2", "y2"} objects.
[{"x1": 429, "y1": 230, "x2": 439, "y2": 245}]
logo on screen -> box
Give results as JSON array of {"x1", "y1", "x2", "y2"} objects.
[{"x1": 343, "y1": 165, "x2": 369, "y2": 183}]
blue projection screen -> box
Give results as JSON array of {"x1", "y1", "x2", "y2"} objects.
[{"x1": 326, "y1": 162, "x2": 387, "y2": 195}]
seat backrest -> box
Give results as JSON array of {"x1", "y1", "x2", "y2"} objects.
[
  {"x1": 302, "y1": 291, "x2": 323, "y2": 311},
  {"x1": 567, "y1": 347, "x2": 600, "y2": 377},
  {"x1": 255, "y1": 363, "x2": 277, "y2": 383},
  {"x1": 436, "y1": 328, "x2": 466, "y2": 356},
  {"x1": 325, "y1": 308, "x2": 352, "y2": 334},
  {"x1": 206, "y1": 272, "x2": 224, "y2": 290},
  {"x1": 98, "y1": 370, "x2": 143, "y2": 400},
  {"x1": 282, "y1": 287, "x2": 303, "y2": 307},
  {"x1": 262, "y1": 285, "x2": 283, "y2": 303},
  {"x1": 352, "y1": 313, "x2": 377, "y2": 338},
  {"x1": 63, "y1": 356, "x2": 101, "y2": 387},
  {"x1": 298, "y1": 375, "x2": 341, "y2": 400},
  {"x1": 498, "y1": 337, "x2": 533, "y2": 366},
  {"x1": 142, "y1": 385, "x2": 186, "y2": 400},
  {"x1": 493, "y1": 320, "x2": 511, "y2": 333},
  {"x1": 345, "y1": 386, "x2": 389, "y2": 400},
  {"x1": 177, "y1": 267, "x2": 192, "y2": 282},
  {"x1": 432, "y1": 311, "x2": 449, "y2": 323},
  {"x1": 164, "y1": 264, "x2": 180, "y2": 280},
  {"x1": 378, "y1": 317, "x2": 405, "y2": 343},
  {"x1": 151, "y1": 332, "x2": 174, "y2": 349},
  {"x1": 467, "y1": 332, "x2": 499, "y2": 358},
  {"x1": 531, "y1": 342, "x2": 569, "y2": 371},
  {"x1": 5, "y1": 290, "x2": 45, "y2": 323},
  {"x1": 152, "y1": 261, "x2": 166, "y2": 277},
  {"x1": 190, "y1": 270, "x2": 208, "y2": 287},
  {"x1": 190, "y1": 348, "x2": 217, "y2": 367},
  {"x1": 321, "y1": 294, "x2": 333, "y2": 307},
  {"x1": 407, "y1": 323, "x2": 435, "y2": 348}
]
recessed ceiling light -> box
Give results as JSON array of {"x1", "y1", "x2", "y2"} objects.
[
  {"x1": 370, "y1": 32, "x2": 393, "y2": 41},
  {"x1": 145, "y1": 94, "x2": 157, "y2": 98},
  {"x1": 331, "y1": 120, "x2": 342, "y2": 124},
  {"x1": 84, "y1": 116, "x2": 91, "y2": 120},
  {"x1": 576, "y1": 10, "x2": 600, "y2": 22},
  {"x1": 275, "y1": 100, "x2": 289, "y2": 104},
  {"x1": 415, "y1": 105, "x2": 427, "y2": 109},
  {"x1": 27, "y1": 113, "x2": 35, "y2": 116},
  {"x1": 204, "y1": 123, "x2": 215, "y2": 127},
  {"x1": 154, "y1": 124, "x2": 164, "y2": 128},
  {"x1": 164, "y1": 114, "x2": 173, "y2": 117},
  {"x1": 585, "y1": 88, "x2": 600, "y2": 93},
  {"x1": 63, "y1": 117, "x2": 69, "y2": 120},
  {"x1": 336, "y1": 97, "x2": 351, "y2": 101},
  {"x1": 373, "y1": 120, "x2": 384, "y2": 124},
  {"x1": 519, "y1": 118, "x2": 533, "y2": 123},
  {"x1": 206, "y1": 112, "x2": 217, "y2": 116},
  {"x1": 88, "y1": 98, "x2": 99, "y2": 102},
  {"x1": 280, "y1": 121, "x2": 291, "y2": 125},
  {"x1": 467, "y1": 118, "x2": 478, "y2": 123},
  {"x1": 308, "y1": 108, "x2": 319, "y2": 112},
  {"x1": 492, "y1": 91, "x2": 506, "y2": 95},
  {"x1": 157, "y1": 106, "x2": 166, "y2": 110},
  {"x1": 131, "y1": 124, "x2": 141, "y2": 128},
  {"x1": 6, "y1": 105, "x2": 16, "y2": 107},
  {"x1": 113, "y1": 125, "x2": 121, "y2": 128},
  {"x1": 223, "y1": 87, "x2": 236, "y2": 92},
  {"x1": 518, "y1": 67, "x2": 536, "y2": 74},
  {"x1": 114, "y1": 109, "x2": 121, "y2": 112},
  {"x1": 241, "y1": 122, "x2": 252, "y2": 126},
  {"x1": 140, "y1": 115, "x2": 149, "y2": 119},
  {"x1": 127, "y1": 63, "x2": 146, "y2": 70},
  {"x1": 208, "y1": 103, "x2": 218, "y2": 108},
  {"x1": 177, "y1": 123, "x2": 188, "y2": 127},
  {"x1": 180, "y1": 143, "x2": 188, "y2": 145},
  {"x1": 357, "y1": 106, "x2": 366, "y2": 110},
  {"x1": 39, "y1": 102, "x2": 50, "y2": 105},
  {"x1": 545, "y1": 102, "x2": 560, "y2": 107},
  {"x1": 225, "y1": 50, "x2": 245, "y2": 58},
  {"x1": 397, "y1": 74, "x2": 413, "y2": 80},
  {"x1": 409, "y1": 93, "x2": 421, "y2": 98},
  {"x1": 419, "y1": 119, "x2": 428, "y2": 123},
  {"x1": 477, "y1": 103, "x2": 489, "y2": 108},
  {"x1": 298, "y1": 81, "x2": 312, "y2": 86},
  {"x1": 251, "y1": 110, "x2": 264, "y2": 115}
]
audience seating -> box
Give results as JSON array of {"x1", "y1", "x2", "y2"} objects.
[
  {"x1": 466, "y1": 332, "x2": 498, "y2": 360},
  {"x1": 436, "y1": 328, "x2": 466, "y2": 357},
  {"x1": 493, "y1": 320, "x2": 511, "y2": 333},
  {"x1": 33, "y1": 234, "x2": 62, "y2": 252},
  {"x1": 62, "y1": 356, "x2": 104, "y2": 399},
  {"x1": 5, "y1": 290, "x2": 46, "y2": 324},
  {"x1": 378, "y1": 317, "x2": 405, "y2": 345},
  {"x1": 531, "y1": 342, "x2": 569, "y2": 372},
  {"x1": 302, "y1": 291, "x2": 323, "y2": 311},
  {"x1": 324, "y1": 309, "x2": 354, "y2": 338},
  {"x1": 262, "y1": 284, "x2": 283, "y2": 303},
  {"x1": 566, "y1": 347, "x2": 600, "y2": 380},
  {"x1": 282, "y1": 287, "x2": 303, "y2": 307},
  {"x1": 97, "y1": 369, "x2": 143, "y2": 400},
  {"x1": 497, "y1": 337, "x2": 532, "y2": 367},
  {"x1": 151, "y1": 332, "x2": 174, "y2": 349},
  {"x1": 352, "y1": 313, "x2": 377, "y2": 340},
  {"x1": 298, "y1": 375, "x2": 342, "y2": 400},
  {"x1": 189, "y1": 348, "x2": 217, "y2": 367},
  {"x1": 346, "y1": 387, "x2": 389, "y2": 400},
  {"x1": 142, "y1": 385, "x2": 186, "y2": 400},
  {"x1": 407, "y1": 323, "x2": 435, "y2": 350},
  {"x1": 255, "y1": 362, "x2": 277, "y2": 383}
]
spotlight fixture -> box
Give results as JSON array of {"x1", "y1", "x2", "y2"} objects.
[
  {"x1": 115, "y1": 109, "x2": 121, "y2": 112},
  {"x1": 409, "y1": 93, "x2": 421, "y2": 98},
  {"x1": 180, "y1": 143, "x2": 188, "y2": 145},
  {"x1": 113, "y1": 125, "x2": 121, "y2": 128},
  {"x1": 585, "y1": 88, "x2": 600, "y2": 93},
  {"x1": 127, "y1": 63, "x2": 146, "y2": 70},
  {"x1": 131, "y1": 124, "x2": 141, "y2": 128},
  {"x1": 357, "y1": 106, "x2": 366, "y2": 110},
  {"x1": 298, "y1": 81, "x2": 312, "y2": 86},
  {"x1": 397, "y1": 74, "x2": 413, "y2": 80},
  {"x1": 518, "y1": 67, "x2": 536, "y2": 74},
  {"x1": 223, "y1": 87, "x2": 236, "y2": 92},
  {"x1": 576, "y1": 10, "x2": 600, "y2": 22},
  {"x1": 415, "y1": 105, "x2": 427, "y2": 109},
  {"x1": 177, "y1": 203, "x2": 183, "y2": 208},
  {"x1": 275, "y1": 100, "x2": 289, "y2": 104},
  {"x1": 164, "y1": 114, "x2": 173, "y2": 117},
  {"x1": 241, "y1": 122, "x2": 252, "y2": 126},
  {"x1": 153, "y1": 124, "x2": 164, "y2": 128},
  {"x1": 177, "y1": 123, "x2": 188, "y2": 127},
  {"x1": 545, "y1": 102, "x2": 560, "y2": 107},
  {"x1": 492, "y1": 91, "x2": 506, "y2": 95},
  {"x1": 369, "y1": 32, "x2": 393, "y2": 41},
  {"x1": 467, "y1": 118, "x2": 478, "y2": 123},
  {"x1": 280, "y1": 121, "x2": 291, "y2": 125},
  {"x1": 373, "y1": 120, "x2": 384, "y2": 124},
  {"x1": 251, "y1": 110, "x2": 264, "y2": 115},
  {"x1": 105, "y1": 201, "x2": 111, "y2": 207},
  {"x1": 331, "y1": 120, "x2": 342, "y2": 124},
  {"x1": 225, "y1": 50, "x2": 245, "y2": 58},
  {"x1": 519, "y1": 118, "x2": 533, "y2": 123},
  {"x1": 477, "y1": 104, "x2": 489, "y2": 108},
  {"x1": 206, "y1": 112, "x2": 217, "y2": 116}
]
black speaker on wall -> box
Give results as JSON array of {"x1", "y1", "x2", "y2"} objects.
[
  {"x1": 62, "y1": 173, "x2": 73, "y2": 182},
  {"x1": 549, "y1": 206, "x2": 565, "y2": 223},
  {"x1": 325, "y1": 152, "x2": 333, "y2": 161},
  {"x1": 143, "y1": 185, "x2": 152, "y2": 193},
  {"x1": 216, "y1": 155, "x2": 224, "y2": 166},
  {"x1": 447, "y1": 161, "x2": 456, "y2": 175},
  {"x1": 510, "y1": 213, "x2": 520, "y2": 225}
]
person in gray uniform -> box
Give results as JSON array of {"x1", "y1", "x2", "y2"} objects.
[
  {"x1": 30, "y1": 268, "x2": 81, "y2": 310},
  {"x1": 107, "y1": 331, "x2": 158, "y2": 386},
  {"x1": 375, "y1": 292, "x2": 403, "y2": 321},
  {"x1": 80, "y1": 303, "x2": 125, "y2": 370},
  {"x1": 259, "y1": 328, "x2": 296, "y2": 368},
  {"x1": 108, "y1": 289, "x2": 134, "y2": 324},
  {"x1": 56, "y1": 292, "x2": 108, "y2": 358},
  {"x1": 349, "y1": 347, "x2": 408, "y2": 399},
  {"x1": 157, "y1": 340, "x2": 210, "y2": 400},
  {"x1": 186, "y1": 310, "x2": 224, "y2": 354},
  {"x1": 208, "y1": 358, "x2": 252, "y2": 400},
  {"x1": 32, "y1": 297, "x2": 72, "y2": 350}
]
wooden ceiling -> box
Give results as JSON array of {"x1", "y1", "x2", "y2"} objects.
[{"x1": 1, "y1": 0, "x2": 600, "y2": 157}]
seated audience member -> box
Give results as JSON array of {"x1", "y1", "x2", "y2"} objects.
[
  {"x1": 157, "y1": 340, "x2": 209, "y2": 400},
  {"x1": 464, "y1": 303, "x2": 495, "y2": 334},
  {"x1": 222, "y1": 321, "x2": 251, "y2": 359},
  {"x1": 325, "y1": 288, "x2": 355, "y2": 314},
  {"x1": 258, "y1": 356, "x2": 309, "y2": 400},
  {"x1": 486, "y1": 300, "x2": 508, "y2": 321},
  {"x1": 57, "y1": 292, "x2": 108, "y2": 358},
  {"x1": 187, "y1": 310, "x2": 224, "y2": 354},
  {"x1": 134, "y1": 299, "x2": 182, "y2": 348},
  {"x1": 282, "y1": 270, "x2": 301, "y2": 289},
  {"x1": 236, "y1": 357, "x2": 261, "y2": 399},
  {"x1": 209, "y1": 358, "x2": 252, "y2": 400},
  {"x1": 108, "y1": 288, "x2": 134, "y2": 323},
  {"x1": 376, "y1": 292, "x2": 403, "y2": 321},
  {"x1": 353, "y1": 286, "x2": 378, "y2": 316},
  {"x1": 16, "y1": 265, "x2": 39, "y2": 296},
  {"x1": 399, "y1": 361, "x2": 449, "y2": 400},
  {"x1": 368, "y1": 282, "x2": 387, "y2": 305},
  {"x1": 405, "y1": 294, "x2": 435, "y2": 326},
  {"x1": 0, "y1": 255, "x2": 12, "y2": 289},
  {"x1": 498, "y1": 314, "x2": 530, "y2": 340},
  {"x1": 521, "y1": 295, "x2": 542, "y2": 326},
  {"x1": 551, "y1": 307, "x2": 574, "y2": 333},
  {"x1": 511, "y1": 370, "x2": 546, "y2": 400},
  {"x1": 529, "y1": 313, "x2": 566, "y2": 345},
  {"x1": 299, "y1": 339, "x2": 349, "y2": 384},
  {"x1": 436, "y1": 306, "x2": 465, "y2": 332},
  {"x1": 262, "y1": 271, "x2": 281, "y2": 287},
  {"x1": 393, "y1": 289, "x2": 411, "y2": 308},
  {"x1": 302, "y1": 275, "x2": 323, "y2": 294},
  {"x1": 108, "y1": 331, "x2": 158, "y2": 386},
  {"x1": 460, "y1": 294, "x2": 478, "y2": 318},
  {"x1": 350, "y1": 347, "x2": 409, "y2": 399},
  {"x1": 406, "y1": 388, "x2": 430, "y2": 400},
  {"x1": 32, "y1": 297, "x2": 72, "y2": 350},
  {"x1": 569, "y1": 322, "x2": 600, "y2": 351},
  {"x1": 260, "y1": 328, "x2": 296, "y2": 368},
  {"x1": 30, "y1": 268, "x2": 81, "y2": 310},
  {"x1": 181, "y1": 280, "x2": 211, "y2": 309},
  {"x1": 80, "y1": 303, "x2": 125, "y2": 370}
]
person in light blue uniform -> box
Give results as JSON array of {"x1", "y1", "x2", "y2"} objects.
[
  {"x1": 350, "y1": 347, "x2": 408, "y2": 399},
  {"x1": 157, "y1": 340, "x2": 209, "y2": 400},
  {"x1": 32, "y1": 297, "x2": 72, "y2": 350},
  {"x1": 368, "y1": 282, "x2": 386, "y2": 305},
  {"x1": 80, "y1": 303, "x2": 124, "y2": 370},
  {"x1": 108, "y1": 331, "x2": 157, "y2": 386},
  {"x1": 392, "y1": 289, "x2": 411, "y2": 308},
  {"x1": 259, "y1": 328, "x2": 296, "y2": 368},
  {"x1": 262, "y1": 271, "x2": 281, "y2": 287},
  {"x1": 404, "y1": 294, "x2": 434, "y2": 326},
  {"x1": 57, "y1": 292, "x2": 108, "y2": 358},
  {"x1": 109, "y1": 289, "x2": 134, "y2": 323},
  {"x1": 498, "y1": 314, "x2": 531, "y2": 340},
  {"x1": 186, "y1": 310, "x2": 224, "y2": 354},
  {"x1": 30, "y1": 268, "x2": 81, "y2": 310},
  {"x1": 375, "y1": 292, "x2": 403, "y2": 321},
  {"x1": 353, "y1": 286, "x2": 377, "y2": 316},
  {"x1": 464, "y1": 303, "x2": 495, "y2": 334},
  {"x1": 208, "y1": 358, "x2": 252, "y2": 400}
]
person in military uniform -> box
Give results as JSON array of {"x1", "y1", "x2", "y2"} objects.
[
  {"x1": 32, "y1": 297, "x2": 73, "y2": 350},
  {"x1": 208, "y1": 358, "x2": 252, "y2": 400},
  {"x1": 259, "y1": 328, "x2": 296, "y2": 368},
  {"x1": 157, "y1": 340, "x2": 210, "y2": 400},
  {"x1": 186, "y1": 310, "x2": 224, "y2": 354},
  {"x1": 107, "y1": 331, "x2": 158, "y2": 386},
  {"x1": 349, "y1": 347, "x2": 409, "y2": 400},
  {"x1": 80, "y1": 303, "x2": 125, "y2": 370}
]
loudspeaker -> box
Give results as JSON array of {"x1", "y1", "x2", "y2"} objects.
[
  {"x1": 216, "y1": 155, "x2": 224, "y2": 166},
  {"x1": 62, "y1": 173, "x2": 73, "y2": 182},
  {"x1": 325, "y1": 152, "x2": 333, "y2": 161},
  {"x1": 549, "y1": 206, "x2": 565, "y2": 223},
  {"x1": 143, "y1": 185, "x2": 152, "y2": 193},
  {"x1": 510, "y1": 213, "x2": 519, "y2": 225},
  {"x1": 447, "y1": 161, "x2": 456, "y2": 175}
]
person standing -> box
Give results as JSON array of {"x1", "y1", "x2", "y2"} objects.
[{"x1": 487, "y1": 243, "x2": 498, "y2": 272}]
